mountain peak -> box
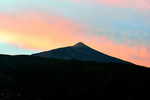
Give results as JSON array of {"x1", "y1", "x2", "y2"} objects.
[
  {"x1": 33, "y1": 42, "x2": 131, "y2": 64},
  {"x1": 73, "y1": 42, "x2": 88, "y2": 48}
]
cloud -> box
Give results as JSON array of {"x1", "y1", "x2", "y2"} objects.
[
  {"x1": 0, "y1": 11, "x2": 150, "y2": 67},
  {"x1": 88, "y1": 36, "x2": 150, "y2": 67},
  {"x1": 75, "y1": 0, "x2": 150, "y2": 10},
  {"x1": 0, "y1": 12, "x2": 93, "y2": 50}
]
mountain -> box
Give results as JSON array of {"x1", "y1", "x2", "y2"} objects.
[
  {"x1": 32, "y1": 42, "x2": 131, "y2": 64},
  {"x1": 0, "y1": 54, "x2": 149, "y2": 100}
]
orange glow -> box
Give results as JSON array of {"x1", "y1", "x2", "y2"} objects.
[
  {"x1": 87, "y1": 36, "x2": 150, "y2": 67},
  {"x1": 0, "y1": 12, "x2": 150, "y2": 67},
  {"x1": 0, "y1": 12, "x2": 91, "y2": 50}
]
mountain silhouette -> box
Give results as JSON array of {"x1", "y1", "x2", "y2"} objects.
[
  {"x1": 0, "y1": 54, "x2": 149, "y2": 100},
  {"x1": 32, "y1": 42, "x2": 131, "y2": 64}
]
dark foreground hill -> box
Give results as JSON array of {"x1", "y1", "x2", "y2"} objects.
[
  {"x1": 0, "y1": 54, "x2": 150, "y2": 100},
  {"x1": 32, "y1": 42, "x2": 131, "y2": 64}
]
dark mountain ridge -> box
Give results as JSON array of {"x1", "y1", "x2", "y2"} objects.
[
  {"x1": 32, "y1": 42, "x2": 131, "y2": 64},
  {"x1": 0, "y1": 54, "x2": 150, "y2": 100}
]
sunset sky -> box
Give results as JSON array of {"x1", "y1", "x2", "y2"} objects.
[{"x1": 0, "y1": 0, "x2": 150, "y2": 67}]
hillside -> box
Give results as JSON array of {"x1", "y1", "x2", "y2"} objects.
[
  {"x1": 0, "y1": 54, "x2": 150, "y2": 100},
  {"x1": 32, "y1": 42, "x2": 131, "y2": 64}
]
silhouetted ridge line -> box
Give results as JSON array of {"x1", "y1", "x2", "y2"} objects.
[
  {"x1": 73, "y1": 42, "x2": 89, "y2": 48},
  {"x1": 32, "y1": 42, "x2": 132, "y2": 64},
  {"x1": 0, "y1": 54, "x2": 149, "y2": 100}
]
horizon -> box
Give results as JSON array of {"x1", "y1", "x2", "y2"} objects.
[
  {"x1": 0, "y1": 42, "x2": 147, "y2": 67},
  {"x1": 0, "y1": 0, "x2": 150, "y2": 67}
]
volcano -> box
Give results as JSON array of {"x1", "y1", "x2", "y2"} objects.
[{"x1": 32, "y1": 42, "x2": 131, "y2": 64}]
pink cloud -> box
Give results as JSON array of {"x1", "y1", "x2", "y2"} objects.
[
  {"x1": 75, "y1": 0, "x2": 150, "y2": 10},
  {"x1": 0, "y1": 11, "x2": 150, "y2": 67},
  {"x1": 0, "y1": 12, "x2": 92, "y2": 50},
  {"x1": 87, "y1": 36, "x2": 150, "y2": 67}
]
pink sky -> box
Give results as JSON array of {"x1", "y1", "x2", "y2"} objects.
[
  {"x1": 0, "y1": 11, "x2": 150, "y2": 67},
  {"x1": 75, "y1": 0, "x2": 150, "y2": 10},
  {"x1": 0, "y1": 0, "x2": 150, "y2": 67}
]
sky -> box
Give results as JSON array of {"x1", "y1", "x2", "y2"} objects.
[{"x1": 0, "y1": 0, "x2": 150, "y2": 67}]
